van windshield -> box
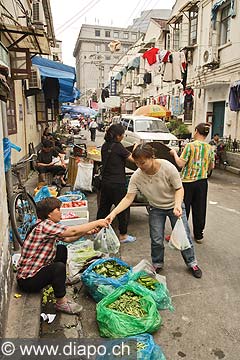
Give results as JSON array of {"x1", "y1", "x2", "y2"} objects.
[{"x1": 135, "y1": 119, "x2": 169, "y2": 133}]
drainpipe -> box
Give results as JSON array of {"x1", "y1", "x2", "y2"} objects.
[{"x1": 1, "y1": 101, "x2": 13, "y2": 199}]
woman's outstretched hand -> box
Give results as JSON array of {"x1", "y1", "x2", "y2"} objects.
[{"x1": 105, "y1": 212, "x2": 115, "y2": 225}]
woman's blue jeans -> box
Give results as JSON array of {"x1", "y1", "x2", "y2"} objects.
[{"x1": 148, "y1": 204, "x2": 197, "y2": 268}]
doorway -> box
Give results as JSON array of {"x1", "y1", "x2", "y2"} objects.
[{"x1": 212, "y1": 101, "x2": 225, "y2": 137}]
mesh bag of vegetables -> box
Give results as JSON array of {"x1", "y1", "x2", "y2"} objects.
[
  {"x1": 96, "y1": 333, "x2": 166, "y2": 360},
  {"x1": 129, "y1": 271, "x2": 174, "y2": 311},
  {"x1": 81, "y1": 257, "x2": 132, "y2": 302},
  {"x1": 96, "y1": 283, "x2": 162, "y2": 338}
]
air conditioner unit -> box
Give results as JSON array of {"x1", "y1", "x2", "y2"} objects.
[
  {"x1": 26, "y1": 66, "x2": 41, "y2": 90},
  {"x1": 32, "y1": 0, "x2": 44, "y2": 30},
  {"x1": 202, "y1": 48, "x2": 218, "y2": 66}
]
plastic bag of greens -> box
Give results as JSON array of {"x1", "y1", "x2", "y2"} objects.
[
  {"x1": 81, "y1": 257, "x2": 132, "y2": 302},
  {"x1": 96, "y1": 333, "x2": 166, "y2": 360},
  {"x1": 96, "y1": 283, "x2": 162, "y2": 338},
  {"x1": 130, "y1": 271, "x2": 174, "y2": 311},
  {"x1": 93, "y1": 226, "x2": 120, "y2": 254}
]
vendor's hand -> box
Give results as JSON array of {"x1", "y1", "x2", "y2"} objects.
[
  {"x1": 96, "y1": 219, "x2": 109, "y2": 228},
  {"x1": 86, "y1": 228, "x2": 100, "y2": 235},
  {"x1": 173, "y1": 205, "x2": 182, "y2": 218}
]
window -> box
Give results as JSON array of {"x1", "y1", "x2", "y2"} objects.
[
  {"x1": 123, "y1": 33, "x2": 129, "y2": 39},
  {"x1": 121, "y1": 118, "x2": 129, "y2": 129},
  {"x1": 95, "y1": 44, "x2": 101, "y2": 52},
  {"x1": 105, "y1": 30, "x2": 110, "y2": 37},
  {"x1": 105, "y1": 44, "x2": 109, "y2": 51},
  {"x1": 128, "y1": 120, "x2": 133, "y2": 132},
  {"x1": 6, "y1": 79, "x2": 17, "y2": 134},
  {"x1": 165, "y1": 32, "x2": 170, "y2": 50},
  {"x1": 132, "y1": 33, "x2": 137, "y2": 40},
  {"x1": 123, "y1": 44, "x2": 129, "y2": 52},
  {"x1": 105, "y1": 55, "x2": 111, "y2": 60},
  {"x1": 113, "y1": 31, "x2": 119, "y2": 38},
  {"x1": 189, "y1": 6, "x2": 198, "y2": 45},
  {"x1": 95, "y1": 29, "x2": 100, "y2": 37},
  {"x1": 173, "y1": 18, "x2": 182, "y2": 50},
  {"x1": 220, "y1": 3, "x2": 231, "y2": 45}
]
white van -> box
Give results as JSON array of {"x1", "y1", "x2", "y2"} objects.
[{"x1": 120, "y1": 115, "x2": 178, "y2": 147}]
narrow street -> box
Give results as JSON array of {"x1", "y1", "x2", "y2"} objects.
[{"x1": 41, "y1": 130, "x2": 240, "y2": 360}]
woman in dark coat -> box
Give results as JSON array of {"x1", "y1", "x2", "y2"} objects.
[{"x1": 96, "y1": 124, "x2": 136, "y2": 243}]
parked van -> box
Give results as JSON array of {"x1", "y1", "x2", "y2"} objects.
[{"x1": 120, "y1": 115, "x2": 178, "y2": 147}]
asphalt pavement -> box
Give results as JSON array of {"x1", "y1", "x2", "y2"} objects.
[{"x1": 38, "y1": 129, "x2": 240, "y2": 359}]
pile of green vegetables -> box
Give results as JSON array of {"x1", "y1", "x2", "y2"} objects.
[
  {"x1": 93, "y1": 260, "x2": 129, "y2": 279},
  {"x1": 136, "y1": 274, "x2": 159, "y2": 291},
  {"x1": 107, "y1": 291, "x2": 146, "y2": 318}
]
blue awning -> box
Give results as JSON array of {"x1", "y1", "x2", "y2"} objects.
[
  {"x1": 31, "y1": 56, "x2": 76, "y2": 103},
  {"x1": 211, "y1": 0, "x2": 235, "y2": 27}
]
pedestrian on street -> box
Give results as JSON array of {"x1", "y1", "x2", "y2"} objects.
[
  {"x1": 17, "y1": 197, "x2": 108, "y2": 315},
  {"x1": 97, "y1": 124, "x2": 136, "y2": 243},
  {"x1": 170, "y1": 123, "x2": 215, "y2": 243},
  {"x1": 106, "y1": 144, "x2": 202, "y2": 278},
  {"x1": 209, "y1": 133, "x2": 229, "y2": 166},
  {"x1": 89, "y1": 118, "x2": 98, "y2": 141}
]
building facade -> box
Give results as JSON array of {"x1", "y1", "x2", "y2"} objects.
[
  {"x1": 73, "y1": 24, "x2": 142, "y2": 105},
  {"x1": 0, "y1": 0, "x2": 55, "y2": 336}
]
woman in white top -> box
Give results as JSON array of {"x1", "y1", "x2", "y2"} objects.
[{"x1": 106, "y1": 144, "x2": 202, "y2": 278}]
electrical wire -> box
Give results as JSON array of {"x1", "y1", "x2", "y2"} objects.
[{"x1": 56, "y1": 0, "x2": 102, "y2": 35}]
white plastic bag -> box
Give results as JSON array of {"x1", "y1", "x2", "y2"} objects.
[
  {"x1": 169, "y1": 218, "x2": 191, "y2": 251},
  {"x1": 132, "y1": 259, "x2": 166, "y2": 286},
  {"x1": 93, "y1": 225, "x2": 120, "y2": 254},
  {"x1": 74, "y1": 161, "x2": 93, "y2": 192}
]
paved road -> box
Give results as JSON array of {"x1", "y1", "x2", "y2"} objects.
[{"x1": 41, "y1": 130, "x2": 240, "y2": 359}]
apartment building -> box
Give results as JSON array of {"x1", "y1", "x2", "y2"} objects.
[{"x1": 73, "y1": 24, "x2": 142, "y2": 104}]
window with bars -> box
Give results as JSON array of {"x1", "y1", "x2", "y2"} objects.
[
  {"x1": 189, "y1": 6, "x2": 198, "y2": 45},
  {"x1": 95, "y1": 44, "x2": 101, "y2": 52},
  {"x1": 105, "y1": 30, "x2": 110, "y2": 37},
  {"x1": 173, "y1": 19, "x2": 182, "y2": 50},
  {"x1": 220, "y1": 3, "x2": 231, "y2": 45},
  {"x1": 6, "y1": 78, "x2": 17, "y2": 135}
]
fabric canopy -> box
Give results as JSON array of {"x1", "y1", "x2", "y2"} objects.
[
  {"x1": 127, "y1": 56, "x2": 140, "y2": 71},
  {"x1": 114, "y1": 72, "x2": 122, "y2": 81},
  {"x1": 31, "y1": 56, "x2": 77, "y2": 103},
  {"x1": 133, "y1": 105, "x2": 171, "y2": 118},
  {"x1": 61, "y1": 105, "x2": 97, "y2": 116}
]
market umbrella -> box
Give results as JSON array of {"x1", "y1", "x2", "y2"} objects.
[
  {"x1": 69, "y1": 105, "x2": 97, "y2": 116},
  {"x1": 125, "y1": 142, "x2": 180, "y2": 171},
  {"x1": 133, "y1": 105, "x2": 171, "y2": 118}
]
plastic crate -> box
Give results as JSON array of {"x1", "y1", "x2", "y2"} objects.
[
  {"x1": 60, "y1": 200, "x2": 88, "y2": 213},
  {"x1": 60, "y1": 210, "x2": 89, "y2": 226}
]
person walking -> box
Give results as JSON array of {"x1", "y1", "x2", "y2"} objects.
[
  {"x1": 89, "y1": 118, "x2": 98, "y2": 141},
  {"x1": 209, "y1": 133, "x2": 229, "y2": 166},
  {"x1": 17, "y1": 197, "x2": 108, "y2": 314},
  {"x1": 97, "y1": 124, "x2": 136, "y2": 243},
  {"x1": 106, "y1": 144, "x2": 202, "y2": 278},
  {"x1": 170, "y1": 123, "x2": 215, "y2": 243}
]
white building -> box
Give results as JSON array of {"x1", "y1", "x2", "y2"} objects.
[{"x1": 73, "y1": 24, "x2": 142, "y2": 105}]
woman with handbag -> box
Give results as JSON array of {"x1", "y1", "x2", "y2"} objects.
[{"x1": 96, "y1": 124, "x2": 136, "y2": 243}]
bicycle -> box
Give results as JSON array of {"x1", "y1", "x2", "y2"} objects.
[{"x1": 9, "y1": 154, "x2": 38, "y2": 246}]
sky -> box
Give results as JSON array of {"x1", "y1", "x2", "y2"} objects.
[{"x1": 50, "y1": 0, "x2": 175, "y2": 67}]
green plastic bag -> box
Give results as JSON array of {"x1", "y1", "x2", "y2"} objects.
[
  {"x1": 130, "y1": 271, "x2": 174, "y2": 311},
  {"x1": 96, "y1": 283, "x2": 162, "y2": 338}
]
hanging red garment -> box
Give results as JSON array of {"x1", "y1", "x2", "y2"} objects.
[{"x1": 142, "y1": 47, "x2": 159, "y2": 65}]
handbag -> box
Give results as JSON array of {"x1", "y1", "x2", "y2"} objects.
[{"x1": 93, "y1": 143, "x2": 115, "y2": 191}]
